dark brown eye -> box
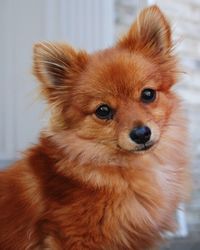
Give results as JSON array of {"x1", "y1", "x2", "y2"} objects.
[
  {"x1": 141, "y1": 88, "x2": 156, "y2": 103},
  {"x1": 95, "y1": 104, "x2": 113, "y2": 120}
]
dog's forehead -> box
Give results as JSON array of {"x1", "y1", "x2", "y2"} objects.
[{"x1": 80, "y1": 49, "x2": 158, "y2": 98}]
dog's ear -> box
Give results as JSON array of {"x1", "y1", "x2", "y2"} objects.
[
  {"x1": 117, "y1": 5, "x2": 172, "y2": 56},
  {"x1": 33, "y1": 42, "x2": 88, "y2": 99}
]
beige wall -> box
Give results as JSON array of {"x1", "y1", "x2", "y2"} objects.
[
  {"x1": 155, "y1": 0, "x2": 200, "y2": 236},
  {"x1": 115, "y1": 0, "x2": 200, "y2": 237}
]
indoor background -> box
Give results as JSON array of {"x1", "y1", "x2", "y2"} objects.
[{"x1": 0, "y1": 0, "x2": 199, "y2": 249}]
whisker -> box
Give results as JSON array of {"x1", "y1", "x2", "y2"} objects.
[
  {"x1": 37, "y1": 42, "x2": 71, "y2": 68},
  {"x1": 40, "y1": 61, "x2": 66, "y2": 69}
]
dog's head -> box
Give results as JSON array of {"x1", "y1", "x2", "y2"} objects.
[{"x1": 33, "y1": 6, "x2": 180, "y2": 160}]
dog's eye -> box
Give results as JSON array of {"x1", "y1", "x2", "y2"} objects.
[
  {"x1": 141, "y1": 88, "x2": 156, "y2": 103},
  {"x1": 95, "y1": 104, "x2": 113, "y2": 120}
]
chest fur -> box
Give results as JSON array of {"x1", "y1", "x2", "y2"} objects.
[{"x1": 42, "y1": 188, "x2": 167, "y2": 250}]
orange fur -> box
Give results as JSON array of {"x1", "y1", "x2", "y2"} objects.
[{"x1": 0, "y1": 6, "x2": 189, "y2": 250}]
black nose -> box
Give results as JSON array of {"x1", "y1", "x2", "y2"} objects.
[{"x1": 129, "y1": 126, "x2": 151, "y2": 144}]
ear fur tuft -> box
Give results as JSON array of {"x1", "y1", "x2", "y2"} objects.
[
  {"x1": 33, "y1": 42, "x2": 88, "y2": 87},
  {"x1": 117, "y1": 5, "x2": 172, "y2": 56}
]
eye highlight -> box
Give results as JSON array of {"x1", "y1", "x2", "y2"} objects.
[
  {"x1": 141, "y1": 88, "x2": 156, "y2": 103},
  {"x1": 95, "y1": 104, "x2": 113, "y2": 120}
]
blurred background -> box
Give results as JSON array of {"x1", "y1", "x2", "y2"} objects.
[{"x1": 0, "y1": 0, "x2": 199, "y2": 249}]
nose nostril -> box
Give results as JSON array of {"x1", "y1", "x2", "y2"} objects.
[{"x1": 129, "y1": 126, "x2": 151, "y2": 144}]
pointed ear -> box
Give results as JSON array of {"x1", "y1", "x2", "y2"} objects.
[
  {"x1": 33, "y1": 42, "x2": 88, "y2": 91},
  {"x1": 117, "y1": 5, "x2": 172, "y2": 56}
]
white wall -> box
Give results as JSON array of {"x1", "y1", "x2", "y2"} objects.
[{"x1": 0, "y1": 0, "x2": 114, "y2": 162}]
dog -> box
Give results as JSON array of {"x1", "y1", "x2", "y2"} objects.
[{"x1": 0, "y1": 5, "x2": 189, "y2": 250}]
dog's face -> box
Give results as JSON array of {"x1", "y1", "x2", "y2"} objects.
[{"x1": 33, "y1": 6, "x2": 179, "y2": 158}]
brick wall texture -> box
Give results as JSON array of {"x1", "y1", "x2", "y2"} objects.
[{"x1": 115, "y1": 0, "x2": 200, "y2": 236}]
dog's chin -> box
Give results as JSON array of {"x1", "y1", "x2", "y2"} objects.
[
  {"x1": 117, "y1": 141, "x2": 157, "y2": 154},
  {"x1": 133, "y1": 142, "x2": 156, "y2": 154}
]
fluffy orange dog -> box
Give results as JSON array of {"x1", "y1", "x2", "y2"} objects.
[{"x1": 0, "y1": 5, "x2": 189, "y2": 250}]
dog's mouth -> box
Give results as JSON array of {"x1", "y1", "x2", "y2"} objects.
[
  {"x1": 117, "y1": 141, "x2": 156, "y2": 154},
  {"x1": 134, "y1": 141, "x2": 155, "y2": 152}
]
